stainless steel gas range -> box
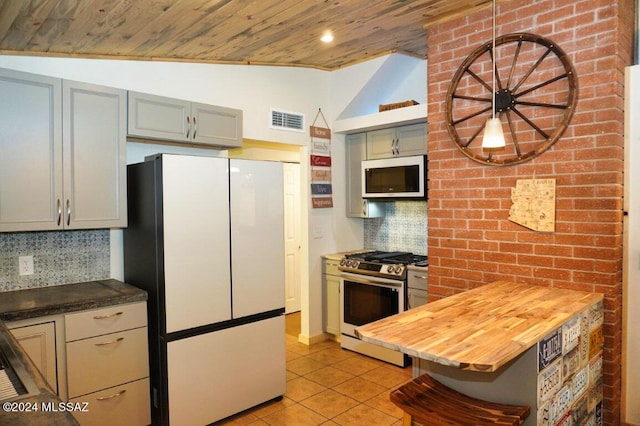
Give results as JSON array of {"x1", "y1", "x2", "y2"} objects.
[{"x1": 338, "y1": 251, "x2": 427, "y2": 367}]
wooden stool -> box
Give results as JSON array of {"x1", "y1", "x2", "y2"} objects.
[{"x1": 390, "y1": 374, "x2": 530, "y2": 426}]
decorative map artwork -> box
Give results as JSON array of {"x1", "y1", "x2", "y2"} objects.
[{"x1": 509, "y1": 178, "x2": 556, "y2": 232}]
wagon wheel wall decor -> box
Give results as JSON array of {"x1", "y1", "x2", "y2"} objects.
[{"x1": 445, "y1": 33, "x2": 578, "y2": 166}]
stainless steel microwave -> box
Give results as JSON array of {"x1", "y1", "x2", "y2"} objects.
[{"x1": 362, "y1": 155, "x2": 427, "y2": 199}]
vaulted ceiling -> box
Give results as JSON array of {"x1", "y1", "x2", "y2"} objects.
[{"x1": 0, "y1": 0, "x2": 496, "y2": 70}]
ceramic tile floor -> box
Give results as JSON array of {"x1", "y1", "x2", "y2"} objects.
[{"x1": 214, "y1": 314, "x2": 411, "y2": 425}]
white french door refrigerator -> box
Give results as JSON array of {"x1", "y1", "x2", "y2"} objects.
[{"x1": 123, "y1": 154, "x2": 286, "y2": 425}]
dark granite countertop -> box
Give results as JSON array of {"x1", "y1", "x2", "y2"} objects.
[
  {"x1": 0, "y1": 279, "x2": 147, "y2": 425},
  {"x1": 0, "y1": 279, "x2": 147, "y2": 322}
]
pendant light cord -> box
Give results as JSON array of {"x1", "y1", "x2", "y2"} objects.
[{"x1": 491, "y1": 0, "x2": 496, "y2": 120}]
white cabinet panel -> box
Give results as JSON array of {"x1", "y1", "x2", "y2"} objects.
[
  {"x1": 162, "y1": 155, "x2": 232, "y2": 331},
  {"x1": 63, "y1": 80, "x2": 127, "y2": 229},
  {"x1": 322, "y1": 259, "x2": 341, "y2": 336},
  {"x1": 66, "y1": 327, "x2": 149, "y2": 398},
  {"x1": 366, "y1": 123, "x2": 426, "y2": 159},
  {"x1": 9, "y1": 321, "x2": 58, "y2": 393},
  {"x1": 192, "y1": 102, "x2": 242, "y2": 147},
  {"x1": 128, "y1": 92, "x2": 242, "y2": 147},
  {"x1": 230, "y1": 159, "x2": 284, "y2": 318},
  {"x1": 70, "y1": 378, "x2": 150, "y2": 426},
  {"x1": 167, "y1": 316, "x2": 285, "y2": 425},
  {"x1": 345, "y1": 133, "x2": 383, "y2": 218},
  {"x1": 128, "y1": 92, "x2": 191, "y2": 141},
  {"x1": 395, "y1": 123, "x2": 428, "y2": 157},
  {"x1": 65, "y1": 302, "x2": 150, "y2": 424},
  {"x1": 65, "y1": 302, "x2": 147, "y2": 341},
  {"x1": 0, "y1": 69, "x2": 127, "y2": 232},
  {"x1": 0, "y1": 69, "x2": 62, "y2": 231},
  {"x1": 366, "y1": 128, "x2": 396, "y2": 159}
]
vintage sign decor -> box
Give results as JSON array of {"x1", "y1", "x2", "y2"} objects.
[{"x1": 310, "y1": 108, "x2": 333, "y2": 209}]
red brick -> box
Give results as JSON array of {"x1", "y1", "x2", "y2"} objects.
[{"x1": 426, "y1": 0, "x2": 625, "y2": 420}]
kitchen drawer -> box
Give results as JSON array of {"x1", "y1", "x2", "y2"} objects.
[
  {"x1": 69, "y1": 377, "x2": 151, "y2": 426},
  {"x1": 407, "y1": 268, "x2": 428, "y2": 291},
  {"x1": 65, "y1": 302, "x2": 147, "y2": 342},
  {"x1": 67, "y1": 327, "x2": 149, "y2": 398}
]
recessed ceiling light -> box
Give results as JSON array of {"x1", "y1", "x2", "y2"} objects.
[{"x1": 320, "y1": 31, "x2": 334, "y2": 43}]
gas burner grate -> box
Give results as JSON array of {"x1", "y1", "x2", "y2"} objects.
[{"x1": 345, "y1": 251, "x2": 426, "y2": 265}]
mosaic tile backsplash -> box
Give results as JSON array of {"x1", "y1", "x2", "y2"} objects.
[
  {"x1": 0, "y1": 230, "x2": 110, "y2": 292},
  {"x1": 364, "y1": 201, "x2": 427, "y2": 255}
]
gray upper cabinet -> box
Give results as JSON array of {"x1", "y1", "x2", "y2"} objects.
[
  {"x1": 366, "y1": 123, "x2": 427, "y2": 159},
  {"x1": 127, "y1": 91, "x2": 243, "y2": 148},
  {"x1": 0, "y1": 68, "x2": 127, "y2": 232},
  {"x1": 345, "y1": 133, "x2": 382, "y2": 218},
  {"x1": 63, "y1": 80, "x2": 127, "y2": 230}
]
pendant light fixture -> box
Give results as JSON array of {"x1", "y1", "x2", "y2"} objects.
[{"x1": 482, "y1": 0, "x2": 505, "y2": 149}]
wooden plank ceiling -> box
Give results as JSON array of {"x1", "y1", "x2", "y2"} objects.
[{"x1": 0, "y1": 0, "x2": 494, "y2": 70}]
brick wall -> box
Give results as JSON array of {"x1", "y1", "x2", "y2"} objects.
[{"x1": 426, "y1": 0, "x2": 634, "y2": 423}]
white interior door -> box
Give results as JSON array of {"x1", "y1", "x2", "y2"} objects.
[{"x1": 284, "y1": 163, "x2": 302, "y2": 313}]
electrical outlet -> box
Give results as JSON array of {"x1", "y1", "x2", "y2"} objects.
[{"x1": 18, "y1": 255, "x2": 34, "y2": 276}]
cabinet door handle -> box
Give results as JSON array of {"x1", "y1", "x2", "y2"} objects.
[
  {"x1": 56, "y1": 199, "x2": 62, "y2": 226},
  {"x1": 186, "y1": 116, "x2": 191, "y2": 139},
  {"x1": 94, "y1": 337, "x2": 124, "y2": 346},
  {"x1": 193, "y1": 116, "x2": 197, "y2": 139},
  {"x1": 66, "y1": 199, "x2": 71, "y2": 227},
  {"x1": 93, "y1": 311, "x2": 123, "y2": 320},
  {"x1": 96, "y1": 389, "x2": 126, "y2": 401},
  {"x1": 362, "y1": 200, "x2": 367, "y2": 216}
]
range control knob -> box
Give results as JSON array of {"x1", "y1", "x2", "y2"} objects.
[{"x1": 388, "y1": 265, "x2": 404, "y2": 275}]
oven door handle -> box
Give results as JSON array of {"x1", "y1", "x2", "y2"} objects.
[{"x1": 339, "y1": 272, "x2": 403, "y2": 287}]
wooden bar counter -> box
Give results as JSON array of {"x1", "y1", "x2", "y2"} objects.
[{"x1": 355, "y1": 281, "x2": 605, "y2": 425}]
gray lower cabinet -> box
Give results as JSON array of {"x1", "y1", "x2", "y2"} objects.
[
  {"x1": 8, "y1": 321, "x2": 58, "y2": 394},
  {"x1": 65, "y1": 302, "x2": 150, "y2": 426},
  {"x1": 127, "y1": 91, "x2": 243, "y2": 147},
  {"x1": 345, "y1": 133, "x2": 383, "y2": 218},
  {"x1": 0, "y1": 68, "x2": 127, "y2": 232},
  {"x1": 323, "y1": 258, "x2": 341, "y2": 336},
  {"x1": 366, "y1": 123, "x2": 427, "y2": 159},
  {"x1": 7, "y1": 302, "x2": 150, "y2": 426},
  {"x1": 407, "y1": 266, "x2": 428, "y2": 309}
]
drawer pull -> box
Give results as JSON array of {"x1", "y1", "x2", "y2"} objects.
[
  {"x1": 93, "y1": 311, "x2": 123, "y2": 320},
  {"x1": 96, "y1": 389, "x2": 126, "y2": 401},
  {"x1": 412, "y1": 274, "x2": 428, "y2": 280},
  {"x1": 94, "y1": 337, "x2": 124, "y2": 346}
]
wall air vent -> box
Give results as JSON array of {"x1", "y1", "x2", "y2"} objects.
[{"x1": 270, "y1": 109, "x2": 304, "y2": 132}]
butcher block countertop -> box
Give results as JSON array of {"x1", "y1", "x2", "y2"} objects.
[{"x1": 355, "y1": 281, "x2": 603, "y2": 373}]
